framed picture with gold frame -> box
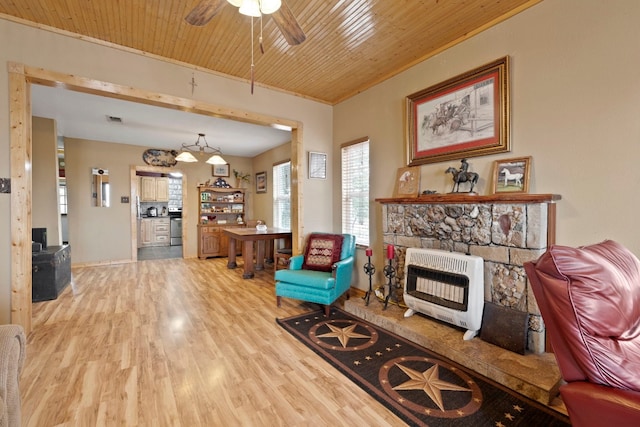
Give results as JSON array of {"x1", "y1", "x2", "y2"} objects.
[
  {"x1": 491, "y1": 156, "x2": 531, "y2": 194},
  {"x1": 406, "y1": 56, "x2": 510, "y2": 165},
  {"x1": 255, "y1": 171, "x2": 267, "y2": 194},
  {"x1": 393, "y1": 166, "x2": 421, "y2": 198}
]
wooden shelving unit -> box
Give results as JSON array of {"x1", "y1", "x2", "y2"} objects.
[{"x1": 197, "y1": 186, "x2": 246, "y2": 259}]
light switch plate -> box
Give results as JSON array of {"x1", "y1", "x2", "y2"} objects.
[{"x1": 121, "y1": 196, "x2": 129, "y2": 203}]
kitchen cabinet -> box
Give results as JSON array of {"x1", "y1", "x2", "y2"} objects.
[
  {"x1": 139, "y1": 219, "x2": 152, "y2": 247},
  {"x1": 152, "y1": 217, "x2": 170, "y2": 245},
  {"x1": 140, "y1": 177, "x2": 155, "y2": 201},
  {"x1": 138, "y1": 217, "x2": 170, "y2": 248},
  {"x1": 197, "y1": 186, "x2": 246, "y2": 259},
  {"x1": 156, "y1": 178, "x2": 169, "y2": 201},
  {"x1": 140, "y1": 177, "x2": 169, "y2": 202}
]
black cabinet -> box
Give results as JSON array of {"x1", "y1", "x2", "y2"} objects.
[{"x1": 32, "y1": 245, "x2": 71, "y2": 302}]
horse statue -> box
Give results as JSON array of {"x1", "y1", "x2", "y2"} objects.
[{"x1": 445, "y1": 166, "x2": 479, "y2": 193}]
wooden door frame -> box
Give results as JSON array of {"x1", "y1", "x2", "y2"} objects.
[
  {"x1": 131, "y1": 165, "x2": 188, "y2": 261},
  {"x1": 8, "y1": 62, "x2": 303, "y2": 333}
]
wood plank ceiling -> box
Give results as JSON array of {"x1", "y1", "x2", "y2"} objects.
[{"x1": 0, "y1": 0, "x2": 541, "y2": 104}]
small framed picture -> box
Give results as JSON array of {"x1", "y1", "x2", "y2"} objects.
[
  {"x1": 308, "y1": 152, "x2": 327, "y2": 179},
  {"x1": 212, "y1": 163, "x2": 230, "y2": 177},
  {"x1": 256, "y1": 171, "x2": 267, "y2": 193},
  {"x1": 393, "y1": 166, "x2": 421, "y2": 198},
  {"x1": 491, "y1": 156, "x2": 531, "y2": 194}
]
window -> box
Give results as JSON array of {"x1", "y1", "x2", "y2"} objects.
[
  {"x1": 273, "y1": 161, "x2": 291, "y2": 229},
  {"x1": 341, "y1": 138, "x2": 370, "y2": 246},
  {"x1": 58, "y1": 180, "x2": 68, "y2": 214}
]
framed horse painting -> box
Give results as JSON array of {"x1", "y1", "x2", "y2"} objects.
[
  {"x1": 491, "y1": 156, "x2": 531, "y2": 194},
  {"x1": 393, "y1": 166, "x2": 421, "y2": 198},
  {"x1": 406, "y1": 56, "x2": 510, "y2": 165}
]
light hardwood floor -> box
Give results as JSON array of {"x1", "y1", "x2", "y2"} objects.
[{"x1": 21, "y1": 257, "x2": 404, "y2": 426}]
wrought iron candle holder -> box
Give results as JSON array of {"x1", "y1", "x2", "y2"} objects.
[
  {"x1": 362, "y1": 248, "x2": 375, "y2": 305},
  {"x1": 383, "y1": 245, "x2": 399, "y2": 310},
  {"x1": 383, "y1": 259, "x2": 399, "y2": 309}
]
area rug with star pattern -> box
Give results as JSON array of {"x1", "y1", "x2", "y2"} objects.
[{"x1": 276, "y1": 308, "x2": 570, "y2": 427}]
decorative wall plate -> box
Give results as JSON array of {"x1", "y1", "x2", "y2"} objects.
[{"x1": 142, "y1": 149, "x2": 178, "y2": 167}]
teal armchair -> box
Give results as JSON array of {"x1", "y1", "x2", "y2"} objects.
[{"x1": 275, "y1": 233, "x2": 356, "y2": 316}]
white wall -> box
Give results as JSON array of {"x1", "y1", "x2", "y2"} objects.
[{"x1": 333, "y1": 0, "x2": 640, "y2": 290}]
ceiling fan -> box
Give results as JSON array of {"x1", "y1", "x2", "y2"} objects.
[{"x1": 185, "y1": 0, "x2": 306, "y2": 46}]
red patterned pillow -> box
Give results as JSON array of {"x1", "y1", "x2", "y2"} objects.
[{"x1": 302, "y1": 233, "x2": 344, "y2": 272}]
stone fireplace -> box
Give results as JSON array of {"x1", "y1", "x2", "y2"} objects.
[{"x1": 376, "y1": 193, "x2": 560, "y2": 353}]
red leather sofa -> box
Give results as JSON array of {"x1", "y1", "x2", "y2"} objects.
[{"x1": 524, "y1": 240, "x2": 640, "y2": 426}]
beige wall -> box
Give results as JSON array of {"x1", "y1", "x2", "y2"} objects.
[
  {"x1": 1, "y1": 16, "x2": 333, "y2": 322},
  {"x1": 63, "y1": 136, "x2": 258, "y2": 264},
  {"x1": 65, "y1": 137, "x2": 137, "y2": 263},
  {"x1": 251, "y1": 142, "x2": 292, "y2": 226},
  {"x1": 4, "y1": 0, "x2": 638, "y2": 322},
  {"x1": 333, "y1": 0, "x2": 640, "y2": 290},
  {"x1": 32, "y1": 117, "x2": 62, "y2": 246}
]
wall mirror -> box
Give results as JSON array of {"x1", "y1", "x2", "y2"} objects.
[{"x1": 92, "y1": 168, "x2": 110, "y2": 207}]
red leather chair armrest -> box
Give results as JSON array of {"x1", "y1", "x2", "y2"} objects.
[{"x1": 560, "y1": 382, "x2": 640, "y2": 427}]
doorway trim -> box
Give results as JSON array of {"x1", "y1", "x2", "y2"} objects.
[{"x1": 9, "y1": 62, "x2": 303, "y2": 333}]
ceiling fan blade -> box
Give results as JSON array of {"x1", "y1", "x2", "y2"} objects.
[
  {"x1": 185, "y1": 0, "x2": 228, "y2": 26},
  {"x1": 271, "y1": 1, "x2": 306, "y2": 45}
]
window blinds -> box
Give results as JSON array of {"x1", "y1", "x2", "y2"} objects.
[
  {"x1": 341, "y1": 140, "x2": 370, "y2": 246},
  {"x1": 273, "y1": 161, "x2": 291, "y2": 229}
]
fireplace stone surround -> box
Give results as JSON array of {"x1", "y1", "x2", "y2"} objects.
[{"x1": 376, "y1": 193, "x2": 560, "y2": 354}]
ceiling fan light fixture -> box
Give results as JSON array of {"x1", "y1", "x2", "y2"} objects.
[
  {"x1": 239, "y1": 0, "x2": 261, "y2": 17},
  {"x1": 234, "y1": 0, "x2": 281, "y2": 17},
  {"x1": 260, "y1": 0, "x2": 282, "y2": 15},
  {"x1": 219, "y1": 0, "x2": 297, "y2": 94}
]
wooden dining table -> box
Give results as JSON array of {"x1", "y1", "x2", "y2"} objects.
[{"x1": 224, "y1": 227, "x2": 292, "y2": 279}]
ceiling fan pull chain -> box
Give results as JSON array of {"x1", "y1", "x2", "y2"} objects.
[
  {"x1": 259, "y1": 15, "x2": 265, "y2": 54},
  {"x1": 251, "y1": 16, "x2": 255, "y2": 94}
]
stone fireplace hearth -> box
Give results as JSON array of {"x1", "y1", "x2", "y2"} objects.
[
  {"x1": 376, "y1": 193, "x2": 561, "y2": 354},
  {"x1": 343, "y1": 296, "x2": 564, "y2": 408}
]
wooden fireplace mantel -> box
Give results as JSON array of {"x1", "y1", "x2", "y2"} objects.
[
  {"x1": 375, "y1": 193, "x2": 561, "y2": 205},
  {"x1": 376, "y1": 192, "x2": 561, "y2": 256}
]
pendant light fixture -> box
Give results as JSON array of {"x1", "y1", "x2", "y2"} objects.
[{"x1": 175, "y1": 133, "x2": 227, "y2": 165}]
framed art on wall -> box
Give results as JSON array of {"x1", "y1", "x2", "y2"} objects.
[
  {"x1": 406, "y1": 56, "x2": 510, "y2": 165},
  {"x1": 212, "y1": 163, "x2": 230, "y2": 177},
  {"x1": 256, "y1": 171, "x2": 267, "y2": 193},
  {"x1": 491, "y1": 156, "x2": 531, "y2": 194},
  {"x1": 308, "y1": 152, "x2": 327, "y2": 179}
]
